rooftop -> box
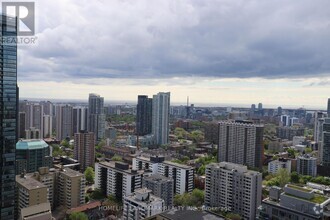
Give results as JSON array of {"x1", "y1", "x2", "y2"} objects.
[
  {"x1": 162, "y1": 161, "x2": 193, "y2": 169},
  {"x1": 60, "y1": 168, "x2": 84, "y2": 178},
  {"x1": 144, "y1": 174, "x2": 173, "y2": 183},
  {"x1": 99, "y1": 161, "x2": 144, "y2": 175},
  {"x1": 16, "y1": 139, "x2": 49, "y2": 150},
  {"x1": 16, "y1": 175, "x2": 47, "y2": 190}
]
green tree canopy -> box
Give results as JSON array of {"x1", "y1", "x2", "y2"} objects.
[
  {"x1": 277, "y1": 168, "x2": 290, "y2": 187},
  {"x1": 291, "y1": 171, "x2": 299, "y2": 183},
  {"x1": 69, "y1": 212, "x2": 88, "y2": 220},
  {"x1": 84, "y1": 167, "x2": 95, "y2": 184},
  {"x1": 111, "y1": 155, "x2": 123, "y2": 161}
]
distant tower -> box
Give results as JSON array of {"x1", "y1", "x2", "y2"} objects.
[
  {"x1": 136, "y1": 95, "x2": 152, "y2": 136},
  {"x1": 152, "y1": 92, "x2": 170, "y2": 145},
  {"x1": 88, "y1": 93, "x2": 105, "y2": 141},
  {"x1": 258, "y1": 103, "x2": 263, "y2": 111},
  {"x1": 327, "y1": 98, "x2": 330, "y2": 116},
  {"x1": 186, "y1": 96, "x2": 191, "y2": 119}
]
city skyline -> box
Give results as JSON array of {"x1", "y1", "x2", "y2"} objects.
[{"x1": 17, "y1": 0, "x2": 330, "y2": 109}]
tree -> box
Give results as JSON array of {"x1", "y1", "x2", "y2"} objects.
[
  {"x1": 174, "y1": 128, "x2": 188, "y2": 139},
  {"x1": 291, "y1": 171, "x2": 299, "y2": 183},
  {"x1": 173, "y1": 189, "x2": 204, "y2": 206},
  {"x1": 226, "y1": 213, "x2": 242, "y2": 220},
  {"x1": 111, "y1": 155, "x2": 123, "y2": 161},
  {"x1": 84, "y1": 167, "x2": 95, "y2": 184},
  {"x1": 286, "y1": 148, "x2": 296, "y2": 158},
  {"x1": 277, "y1": 168, "x2": 290, "y2": 187},
  {"x1": 190, "y1": 130, "x2": 204, "y2": 143},
  {"x1": 97, "y1": 139, "x2": 106, "y2": 150},
  {"x1": 305, "y1": 147, "x2": 312, "y2": 154},
  {"x1": 69, "y1": 212, "x2": 88, "y2": 220},
  {"x1": 60, "y1": 139, "x2": 70, "y2": 148}
]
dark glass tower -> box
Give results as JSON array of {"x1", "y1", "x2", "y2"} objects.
[
  {"x1": 0, "y1": 15, "x2": 18, "y2": 220},
  {"x1": 136, "y1": 95, "x2": 152, "y2": 136}
]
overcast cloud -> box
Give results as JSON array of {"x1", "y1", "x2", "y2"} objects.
[{"x1": 17, "y1": 0, "x2": 330, "y2": 82}]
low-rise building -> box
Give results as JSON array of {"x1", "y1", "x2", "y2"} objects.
[
  {"x1": 258, "y1": 184, "x2": 330, "y2": 220},
  {"x1": 268, "y1": 158, "x2": 292, "y2": 174}
]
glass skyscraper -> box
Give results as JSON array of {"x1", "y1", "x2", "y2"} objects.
[{"x1": 0, "y1": 15, "x2": 18, "y2": 219}]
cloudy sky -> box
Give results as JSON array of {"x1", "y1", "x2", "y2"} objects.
[{"x1": 17, "y1": 0, "x2": 330, "y2": 109}]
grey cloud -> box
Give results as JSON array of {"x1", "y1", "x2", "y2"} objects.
[{"x1": 18, "y1": 0, "x2": 330, "y2": 83}]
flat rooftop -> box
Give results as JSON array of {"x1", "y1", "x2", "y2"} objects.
[
  {"x1": 162, "y1": 161, "x2": 193, "y2": 169},
  {"x1": 99, "y1": 161, "x2": 144, "y2": 175},
  {"x1": 16, "y1": 175, "x2": 47, "y2": 190},
  {"x1": 60, "y1": 168, "x2": 84, "y2": 178}
]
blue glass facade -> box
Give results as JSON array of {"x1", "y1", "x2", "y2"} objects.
[{"x1": 0, "y1": 15, "x2": 17, "y2": 220}]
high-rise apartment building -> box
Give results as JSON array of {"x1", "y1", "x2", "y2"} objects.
[
  {"x1": 95, "y1": 161, "x2": 146, "y2": 201},
  {"x1": 217, "y1": 121, "x2": 264, "y2": 169},
  {"x1": 205, "y1": 162, "x2": 262, "y2": 220},
  {"x1": 16, "y1": 174, "x2": 48, "y2": 217},
  {"x1": 152, "y1": 92, "x2": 170, "y2": 145},
  {"x1": 297, "y1": 155, "x2": 317, "y2": 177},
  {"x1": 55, "y1": 104, "x2": 73, "y2": 141},
  {"x1": 327, "y1": 98, "x2": 330, "y2": 116},
  {"x1": 136, "y1": 95, "x2": 152, "y2": 136},
  {"x1": 320, "y1": 118, "x2": 330, "y2": 167},
  {"x1": 58, "y1": 167, "x2": 86, "y2": 209},
  {"x1": 74, "y1": 131, "x2": 95, "y2": 171},
  {"x1": 73, "y1": 107, "x2": 88, "y2": 134},
  {"x1": 143, "y1": 174, "x2": 174, "y2": 207},
  {"x1": 0, "y1": 14, "x2": 18, "y2": 219},
  {"x1": 16, "y1": 139, "x2": 53, "y2": 175},
  {"x1": 133, "y1": 156, "x2": 194, "y2": 195},
  {"x1": 123, "y1": 188, "x2": 164, "y2": 220},
  {"x1": 88, "y1": 93, "x2": 105, "y2": 141},
  {"x1": 43, "y1": 115, "x2": 53, "y2": 138},
  {"x1": 18, "y1": 112, "x2": 26, "y2": 138}
]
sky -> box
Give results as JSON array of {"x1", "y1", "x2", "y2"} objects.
[{"x1": 16, "y1": 0, "x2": 330, "y2": 109}]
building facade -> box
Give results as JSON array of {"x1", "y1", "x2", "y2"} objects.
[
  {"x1": 217, "y1": 121, "x2": 264, "y2": 169},
  {"x1": 123, "y1": 188, "x2": 164, "y2": 220},
  {"x1": 0, "y1": 14, "x2": 18, "y2": 219},
  {"x1": 268, "y1": 158, "x2": 292, "y2": 174},
  {"x1": 133, "y1": 156, "x2": 194, "y2": 195},
  {"x1": 143, "y1": 174, "x2": 174, "y2": 207},
  {"x1": 95, "y1": 161, "x2": 147, "y2": 201},
  {"x1": 205, "y1": 162, "x2": 262, "y2": 220},
  {"x1": 88, "y1": 93, "x2": 105, "y2": 141},
  {"x1": 152, "y1": 92, "x2": 170, "y2": 145},
  {"x1": 136, "y1": 95, "x2": 152, "y2": 136},
  {"x1": 16, "y1": 174, "x2": 48, "y2": 217},
  {"x1": 16, "y1": 139, "x2": 53, "y2": 175},
  {"x1": 297, "y1": 155, "x2": 317, "y2": 177},
  {"x1": 74, "y1": 131, "x2": 95, "y2": 171}
]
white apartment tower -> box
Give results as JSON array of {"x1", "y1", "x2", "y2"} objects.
[
  {"x1": 205, "y1": 162, "x2": 262, "y2": 220},
  {"x1": 152, "y1": 92, "x2": 170, "y2": 145}
]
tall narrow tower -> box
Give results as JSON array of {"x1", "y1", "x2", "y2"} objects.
[
  {"x1": 152, "y1": 92, "x2": 170, "y2": 145},
  {"x1": 0, "y1": 14, "x2": 18, "y2": 219}
]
